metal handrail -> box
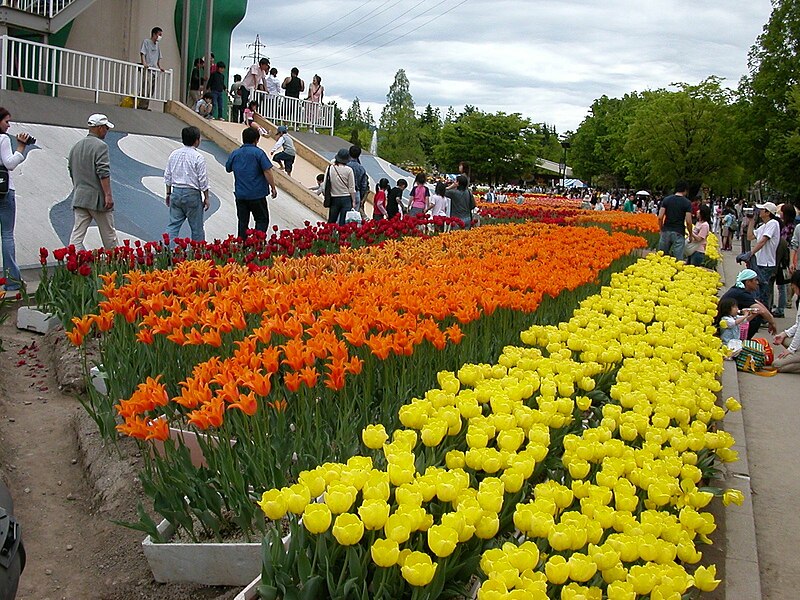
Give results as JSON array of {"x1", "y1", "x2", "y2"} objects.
[
  {"x1": 1, "y1": 0, "x2": 76, "y2": 19},
  {"x1": 0, "y1": 35, "x2": 173, "y2": 104},
  {"x1": 252, "y1": 90, "x2": 334, "y2": 136}
]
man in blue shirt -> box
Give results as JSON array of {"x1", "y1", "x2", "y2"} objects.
[{"x1": 225, "y1": 127, "x2": 278, "y2": 238}]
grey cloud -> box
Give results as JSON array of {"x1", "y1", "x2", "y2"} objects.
[{"x1": 230, "y1": 0, "x2": 773, "y2": 131}]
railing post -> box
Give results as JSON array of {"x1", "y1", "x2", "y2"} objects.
[
  {"x1": 50, "y1": 46, "x2": 57, "y2": 96},
  {"x1": 0, "y1": 36, "x2": 6, "y2": 92},
  {"x1": 94, "y1": 56, "x2": 100, "y2": 102}
]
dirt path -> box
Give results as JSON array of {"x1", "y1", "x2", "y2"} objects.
[{"x1": 0, "y1": 312, "x2": 238, "y2": 600}]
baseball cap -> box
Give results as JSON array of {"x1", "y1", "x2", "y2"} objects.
[
  {"x1": 88, "y1": 114, "x2": 114, "y2": 129},
  {"x1": 277, "y1": 125, "x2": 288, "y2": 134},
  {"x1": 755, "y1": 201, "x2": 778, "y2": 215}
]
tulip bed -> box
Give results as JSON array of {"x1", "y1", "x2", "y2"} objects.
[
  {"x1": 253, "y1": 254, "x2": 740, "y2": 599},
  {"x1": 35, "y1": 215, "x2": 464, "y2": 328},
  {"x1": 66, "y1": 221, "x2": 647, "y2": 541}
]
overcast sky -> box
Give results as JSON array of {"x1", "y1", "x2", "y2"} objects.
[{"x1": 229, "y1": 0, "x2": 773, "y2": 133}]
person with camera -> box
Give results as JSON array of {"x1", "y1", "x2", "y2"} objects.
[
  {"x1": 0, "y1": 107, "x2": 32, "y2": 295},
  {"x1": 742, "y1": 202, "x2": 782, "y2": 312}
]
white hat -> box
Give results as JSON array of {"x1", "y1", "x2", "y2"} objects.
[
  {"x1": 755, "y1": 201, "x2": 778, "y2": 215},
  {"x1": 87, "y1": 113, "x2": 114, "y2": 129}
]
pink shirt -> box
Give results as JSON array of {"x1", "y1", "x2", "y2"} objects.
[{"x1": 693, "y1": 221, "x2": 710, "y2": 252}]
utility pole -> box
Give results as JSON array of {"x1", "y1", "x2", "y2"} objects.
[{"x1": 242, "y1": 34, "x2": 267, "y2": 64}]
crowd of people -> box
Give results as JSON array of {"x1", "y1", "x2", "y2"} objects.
[{"x1": 649, "y1": 180, "x2": 799, "y2": 374}]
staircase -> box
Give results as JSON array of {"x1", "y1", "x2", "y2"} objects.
[{"x1": 0, "y1": 0, "x2": 99, "y2": 34}]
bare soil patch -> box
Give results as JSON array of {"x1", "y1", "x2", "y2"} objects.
[{"x1": 0, "y1": 307, "x2": 243, "y2": 600}]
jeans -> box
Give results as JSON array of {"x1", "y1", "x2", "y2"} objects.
[
  {"x1": 166, "y1": 187, "x2": 205, "y2": 242},
  {"x1": 236, "y1": 197, "x2": 269, "y2": 238},
  {"x1": 754, "y1": 264, "x2": 776, "y2": 308},
  {"x1": 328, "y1": 195, "x2": 351, "y2": 226},
  {"x1": 0, "y1": 189, "x2": 21, "y2": 290},
  {"x1": 778, "y1": 283, "x2": 788, "y2": 313},
  {"x1": 273, "y1": 151, "x2": 295, "y2": 175},
  {"x1": 658, "y1": 230, "x2": 686, "y2": 260},
  {"x1": 230, "y1": 104, "x2": 243, "y2": 123},
  {"x1": 210, "y1": 90, "x2": 224, "y2": 119},
  {"x1": 688, "y1": 251, "x2": 706, "y2": 267}
]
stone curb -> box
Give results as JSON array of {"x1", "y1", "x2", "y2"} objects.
[{"x1": 717, "y1": 256, "x2": 763, "y2": 599}]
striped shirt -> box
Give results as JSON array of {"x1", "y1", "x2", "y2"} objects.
[{"x1": 164, "y1": 145, "x2": 209, "y2": 191}]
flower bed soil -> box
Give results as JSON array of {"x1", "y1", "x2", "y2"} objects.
[{"x1": 0, "y1": 312, "x2": 240, "y2": 599}]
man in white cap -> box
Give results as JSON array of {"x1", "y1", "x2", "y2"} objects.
[
  {"x1": 67, "y1": 114, "x2": 118, "y2": 251},
  {"x1": 744, "y1": 201, "x2": 781, "y2": 311}
]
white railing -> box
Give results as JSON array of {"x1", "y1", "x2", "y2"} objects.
[
  {"x1": 0, "y1": 36, "x2": 173, "y2": 104},
  {"x1": 1, "y1": 0, "x2": 76, "y2": 19},
  {"x1": 252, "y1": 90, "x2": 334, "y2": 135}
]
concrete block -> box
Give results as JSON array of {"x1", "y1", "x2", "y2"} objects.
[
  {"x1": 143, "y1": 519, "x2": 265, "y2": 587},
  {"x1": 16, "y1": 306, "x2": 60, "y2": 334}
]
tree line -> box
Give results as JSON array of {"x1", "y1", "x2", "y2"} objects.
[{"x1": 328, "y1": 1, "x2": 800, "y2": 198}]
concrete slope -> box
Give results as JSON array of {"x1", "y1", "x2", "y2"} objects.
[{"x1": 6, "y1": 121, "x2": 320, "y2": 269}]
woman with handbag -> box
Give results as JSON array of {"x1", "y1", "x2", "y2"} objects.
[
  {"x1": 0, "y1": 108, "x2": 31, "y2": 295},
  {"x1": 775, "y1": 203, "x2": 796, "y2": 316},
  {"x1": 686, "y1": 204, "x2": 711, "y2": 266},
  {"x1": 773, "y1": 270, "x2": 800, "y2": 373},
  {"x1": 323, "y1": 149, "x2": 356, "y2": 226}
]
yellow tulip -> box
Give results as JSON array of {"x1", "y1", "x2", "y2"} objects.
[
  {"x1": 692, "y1": 565, "x2": 721, "y2": 592},
  {"x1": 302, "y1": 503, "x2": 332, "y2": 534},
  {"x1": 384, "y1": 513, "x2": 412, "y2": 543},
  {"x1": 475, "y1": 511, "x2": 500, "y2": 539},
  {"x1": 361, "y1": 424, "x2": 388, "y2": 449},
  {"x1": 607, "y1": 580, "x2": 636, "y2": 600},
  {"x1": 544, "y1": 555, "x2": 570, "y2": 584},
  {"x1": 722, "y1": 488, "x2": 744, "y2": 506},
  {"x1": 358, "y1": 499, "x2": 390, "y2": 530},
  {"x1": 401, "y1": 551, "x2": 437, "y2": 587},
  {"x1": 427, "y1": 524, "x2": 459, "y2": 558},
  {"x1": 370, "y1": 538, "x2": 400, "y2": 568},
  {"x1": 325, "y1": 483, "x2": 356, "y2": 514},
  {"x1": 284, "y1": 483, "x2": 311, "y2": 515},
  {"x1": 332, "y1": 513, "x2": 364, "y2": 546},
  {"x1": 567, "y1": 552, "x2": 597, "y2": 582},
  {"x1": 258, "y1": 489, "x2": 287, "y2": 521},
  {"x1": 725, "y1": 396, "x2": 742, "y2": 412}
]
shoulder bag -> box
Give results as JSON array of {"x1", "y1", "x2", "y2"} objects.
[{"x1": 323, "y1": 166, "x2": 332, "y2": 208}]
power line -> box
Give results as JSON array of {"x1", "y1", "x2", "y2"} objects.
[
  {"x1": 299, "y1": 0, "x2": 454, "y2": 69},
  {"x1": 313, "y1": 0, "x2": 471, "y2": 71},
  {"x1": 270, "y1": 0, "x2": 405, "y2": 60},
  {"x1": 277, "y1": 0, "x2": 379, "y2": 46}
]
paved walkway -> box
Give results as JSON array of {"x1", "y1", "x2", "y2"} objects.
[{"x1": 720, "y1": 248, "x2": 800, "y2": 599}]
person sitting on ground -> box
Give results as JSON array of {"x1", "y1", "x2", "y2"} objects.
[
  {"x1": 720, "y1": 268, "x2": 778, "y2": 340},
  {"x1": 193, "y1": 92, "x2": 213, "y2": 119},
  {"x1": 270, "y1": 125, "x2": 296, "y2": 176},
  {"x1": 372, "y1": 178, "x2": 390, "y2": 221},
  {"x1": 715, "y1": 297, "x2": 755, "y2": 356},
  {"x1": 772, "y1": 270, "x2": 800, "y2": 373}
]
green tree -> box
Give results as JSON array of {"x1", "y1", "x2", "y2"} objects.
[
  {"x1": 378, "y1": 69, "x2": 424, "y2": 165},
  {"x1": 740, "y1": 0, "x2": 800, "y2": 195},
  {"x1": 623, "y1": 78, "x2": 735, "y2": 190},
  {"x1": 434, "y1": 110, "x2": 542, "y2": 184},
  {"x1": 570, "y1": 93, "x2": 644, "y2": 187},
  {"x1": 418, "y1": 104, "x2": 442, "y2": 169}
]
